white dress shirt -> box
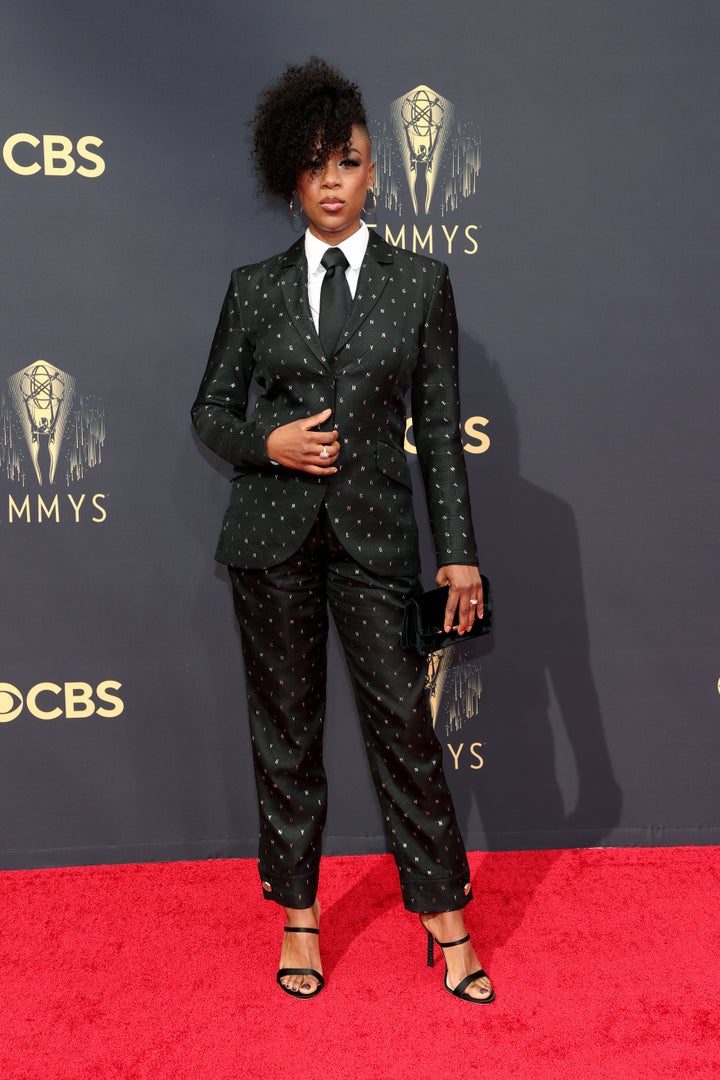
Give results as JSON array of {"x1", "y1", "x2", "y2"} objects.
[{"x1": 304, "y1": 222, "x2": 370, "y2": 333}]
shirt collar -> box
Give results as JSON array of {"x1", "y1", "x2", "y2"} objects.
[{"x1": 305, "y1": 221, "x2": 369, "y2": 275}]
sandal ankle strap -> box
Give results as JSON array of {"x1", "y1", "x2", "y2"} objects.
[
  {"x1": 283, "y1": 926, "x2": 319, "y2": 935},
  {"x1": 435, "y1": 933, "x2": 470, "y2": 949}
]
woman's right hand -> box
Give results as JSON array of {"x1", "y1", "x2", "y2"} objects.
[{"x1": 265, "y1": 408, "x2": 340, "y2": 475}]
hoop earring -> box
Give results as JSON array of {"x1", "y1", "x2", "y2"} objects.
[
  {"x1": 362, "y1": 189, "x2": 377, "y2": 215},
  {"x1": 289, "y1": 193, "x2": 303, "y2": 218}
]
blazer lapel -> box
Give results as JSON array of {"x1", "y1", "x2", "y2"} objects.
[
  {"x1": 278, "y1": 238, "x2": 329, "y2": 372},
  {"x1": 340, "y1": 232, "x2": 394, "y2": 350},
  {"x1": 278, "y1": 231, "x2": 395, "y2": 370}
]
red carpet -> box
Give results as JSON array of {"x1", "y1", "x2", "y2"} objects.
[{"x1": 1, "y1": 847, "x2": 718, "y2": 1079}]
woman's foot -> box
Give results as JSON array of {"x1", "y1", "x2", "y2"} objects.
[
  {"x1": 421, "y1": 910, "x2": 493, "y2": 1002},
  {"x1": 277, "y1": 901, "x2": 323, "y2": 997}
]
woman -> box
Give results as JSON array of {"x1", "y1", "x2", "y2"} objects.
[{"x1": 192, "y1": 58, "x2": 493, "y2": 1004}]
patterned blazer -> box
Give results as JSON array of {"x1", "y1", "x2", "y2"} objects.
[{"x1": 191, "y1": 231, "x2": 478, "y2": 577}]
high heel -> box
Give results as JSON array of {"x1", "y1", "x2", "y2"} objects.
[
  {"x1": 276, "y1": 927, "x2": 325, "y2": 999},
  {"x1": 425, "y1": 928, "x2": 495, "y2": 1004}
]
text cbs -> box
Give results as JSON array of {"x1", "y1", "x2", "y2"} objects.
[
  {"x1": 3, "y1": 134, "x2": 105, "y2": 177},
  {"x1": 0, "y1": 681, "x2": 124, "y2": 722},
  {"x1": 405, "y1": 415, "x2": 490, "y2": 455}
]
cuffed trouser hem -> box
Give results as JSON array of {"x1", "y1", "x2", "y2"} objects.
[
  {"x1": 259, "y1": 865, "x2": 319, "y2": 910},
  {"x1": 398, "y1": 869, "x2": 474, "y2": 914}
]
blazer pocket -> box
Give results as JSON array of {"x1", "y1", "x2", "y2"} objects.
[{"x1": 376, "y1": 441, "x2": 413, "y2": 491}]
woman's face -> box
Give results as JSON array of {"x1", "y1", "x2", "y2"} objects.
[{"x1": 295, "y1": 125, "x2": 375, "y2": 245}]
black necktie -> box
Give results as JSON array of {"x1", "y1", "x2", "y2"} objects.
[{"x1": 319, "y1": 248, "x2": 351, "y2": 359}]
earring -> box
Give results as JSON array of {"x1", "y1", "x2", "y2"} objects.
[
  {"x1": 362, "y1": 189, "x2": 377, "y2": 215},
  {"x1": 289, "y1": 193, "x2": 303, "y2": 218}
]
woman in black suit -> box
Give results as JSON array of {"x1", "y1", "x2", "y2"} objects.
[{"x1": 192, "y1": 58, "x2": 493, "y2": 1004}]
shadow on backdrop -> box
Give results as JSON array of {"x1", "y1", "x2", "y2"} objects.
[{"x1": 430, "y1": 335, "x2": 622, "y2": 859}]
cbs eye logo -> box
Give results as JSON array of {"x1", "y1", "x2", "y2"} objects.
[
  {"x1": 0, "y1": 681, "x2": 123, "y2": 721},
  {"x1": 3, "y1": 134, "x2": 105, "y2": 177}
]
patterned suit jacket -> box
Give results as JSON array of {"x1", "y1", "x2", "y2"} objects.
[{"x1": 191, "y1": 231, "x2": 478, "y2": 576}]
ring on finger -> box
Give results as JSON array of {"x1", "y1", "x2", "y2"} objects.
[
  {"x1": 319, "y1": 446, "x2": 330, "y2": 458},
  {"x1": 469, "y1": 598, "x2": 479, "y2": 605}
]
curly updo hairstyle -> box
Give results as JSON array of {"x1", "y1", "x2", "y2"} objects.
[{"x1": 251, "y1": 57, "x2": 368, "y2": 202}]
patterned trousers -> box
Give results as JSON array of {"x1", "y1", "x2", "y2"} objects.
[{"x1": 228, "y1": 507, "x2": 472, "y2": 912}]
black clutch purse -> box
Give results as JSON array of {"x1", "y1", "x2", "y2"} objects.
[{"x1": 401, "y1": 575, "x2": 493, "y2": 656}]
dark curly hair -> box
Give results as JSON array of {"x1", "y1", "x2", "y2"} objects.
[{"x1": 251, "y1": 57, "x2": 368, "y2": 201}]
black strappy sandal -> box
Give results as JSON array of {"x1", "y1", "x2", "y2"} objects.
[
  {"x1": 276, "y1": 926, "x2": 325, "y2": 999},
  {"x1": 425, "y1": 928, "x2": 495, "y2": 1004}
]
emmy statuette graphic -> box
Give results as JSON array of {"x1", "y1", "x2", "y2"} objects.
[{"x1": 7, "y1": 363, "x2": 75, "y2": 486}]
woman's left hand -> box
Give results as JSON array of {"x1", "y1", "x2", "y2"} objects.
[{"x1": 435, "y1": 565, "x2": 484, "y2": 634}]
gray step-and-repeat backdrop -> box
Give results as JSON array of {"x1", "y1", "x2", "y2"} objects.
[{"x1": 1, "y1": 1, "x2": 718, "y2": 869}]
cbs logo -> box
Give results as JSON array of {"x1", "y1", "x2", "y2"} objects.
[
  {"x1": 3, "y1": 134, "x2": 105, "y2": 177},
  {"x1": 0, "y1": 681, "x2": 124, "y2": 722},
  {"x1": 405, "y1": 415, "x2": 490, "y2": 455}
]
